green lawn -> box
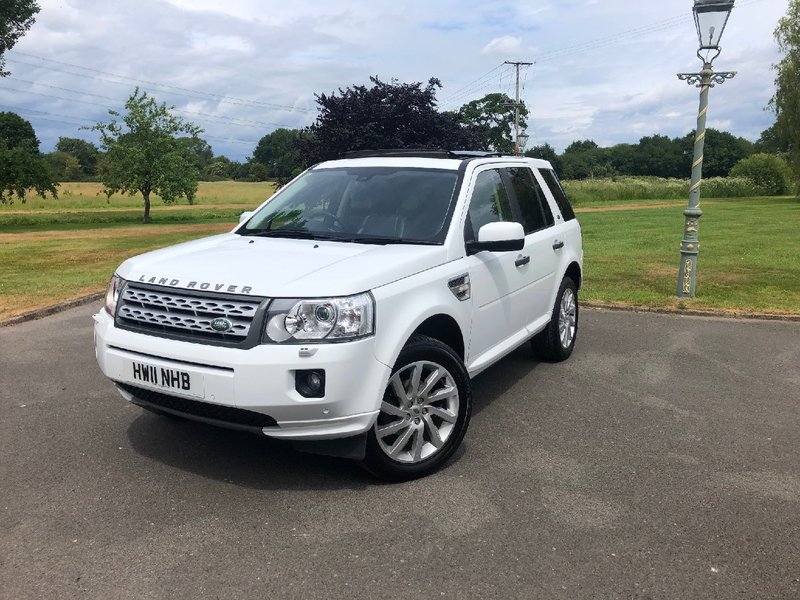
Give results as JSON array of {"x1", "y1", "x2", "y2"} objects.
[
  {"x1": 0, "y1": 223, "x2": 238, "y2": 319},
  {"x1": 1, "y1": 184, "x2": 798, "y2": 321},
  {"x1": 579, "y1": 197, "x2": 800, "y2": 313}
]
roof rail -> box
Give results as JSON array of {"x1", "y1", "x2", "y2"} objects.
[{"x1": 343, "y1": 149, "x2": 505, "y2": 160}]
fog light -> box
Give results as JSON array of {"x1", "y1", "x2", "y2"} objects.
[{"x1": 296, "y1": 369, "x2": 325, "y2": 398}]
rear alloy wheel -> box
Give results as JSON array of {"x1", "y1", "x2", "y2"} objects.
[
  {"x1": 532, "y1": 276, "x2": 578, "y2": 362},
  {"x1": 362, "y1": 335, "x2": 471, "y2": 481}
]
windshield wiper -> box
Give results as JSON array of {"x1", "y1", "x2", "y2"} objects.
[
  {"x1": 240, "y1": 228, "x2": 315, "y2": 239},
  {"x1": 339, "y1": 236, "x2": 439, "y2": 246},
  {"x1": 240, "y1": 229, "x2": 347, "y2": 241}
]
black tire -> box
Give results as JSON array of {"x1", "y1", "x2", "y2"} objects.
[
  {"x1": 532, "y1": 276, "x2": 578, "y2": 362},
  {"x1": 361, "y1": 335, "x2": 472, "y2": 482}
]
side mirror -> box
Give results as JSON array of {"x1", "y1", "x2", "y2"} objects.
[
  {"x1": 466, "y1": 222, "x2": 525, "y2": 255},
  {"x1": 239, "y1": 211, "x2": 255, "y2": 224}
]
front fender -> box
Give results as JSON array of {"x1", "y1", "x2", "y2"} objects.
[{"x1": 371, "y1": 262, "x2": 471, "y2": 370}]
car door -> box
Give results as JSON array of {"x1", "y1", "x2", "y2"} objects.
[
  {"x1": 463, "y1": 168, "x2": 529, "y2": 362},
  {"x1": 504, "y1": 166, "x2": 560, "y2": 330}
]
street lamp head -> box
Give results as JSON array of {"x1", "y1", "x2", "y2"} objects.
[
  {"x1": 693, "y1": 0, "x2": 735, "y2": 52},
  {"x1": 517, "y1": 132, "x2": 530, "y2": 152}
]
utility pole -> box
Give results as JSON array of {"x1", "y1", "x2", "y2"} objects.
[{"x1": 504, "y1": 61, "x2": 532, "y2": 155}]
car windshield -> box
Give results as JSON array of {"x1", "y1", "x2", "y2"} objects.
[{"x1": 238, "y1": 166, "x2": 460, "y2": 244}]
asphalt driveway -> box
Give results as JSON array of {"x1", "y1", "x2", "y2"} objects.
[{"x1": 1, "y1": 304, "x2": 798, "y2": 599}]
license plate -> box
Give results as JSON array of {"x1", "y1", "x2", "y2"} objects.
[{"x1": 129, "y1": 361, "x2": 204, "y2": 398}]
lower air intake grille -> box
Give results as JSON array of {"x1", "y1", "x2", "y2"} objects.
[{"x1": 117, "y1": 382, "x2": 278, "y2": 428}]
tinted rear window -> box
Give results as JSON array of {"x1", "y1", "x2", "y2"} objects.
[{"x1": 540, "y1": 169, "x2": 576, "y2": 221}]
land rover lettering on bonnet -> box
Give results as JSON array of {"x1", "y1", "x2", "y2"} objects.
[
  {"x1": 94, "y1": 150, "x2": 583, "y2": 481},
  {"x1": 135, "y1": 274, "x2": 254, "y2": 295}
]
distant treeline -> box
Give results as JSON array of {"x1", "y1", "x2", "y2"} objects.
[
  {"x1": 47, "y1": 128, "x2": 770, "y2": 184},
  {"x1": 525, "y1": 129, "x2": 768, "y2": 180}
]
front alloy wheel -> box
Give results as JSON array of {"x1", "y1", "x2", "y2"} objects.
[
  {"x1": 375, "y1": 360, "x2": 460, "y2": 464},
  {"x1": 362, "y1": 335, "x2": 471, "y2": 481}
]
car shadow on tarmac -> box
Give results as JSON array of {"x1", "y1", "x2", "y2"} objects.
[{"x1": 124, "y1": 344, "x2": 541, "y2": 490}]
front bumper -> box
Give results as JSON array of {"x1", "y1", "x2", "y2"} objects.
[{"x1": 93, "y1": 310, "x2": 390, "y2": 440}]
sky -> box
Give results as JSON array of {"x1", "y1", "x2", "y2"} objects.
[{"x1": 0, "y1": 0, "x2": 789, "y2": 160}]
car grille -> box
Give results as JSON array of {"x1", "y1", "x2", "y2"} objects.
[
  {"x1": 117, "y1": 382, "x2": 278, "y2": 428},
  {"x1": 117, "y1": 284, "x2": 264, "y2": 343}
]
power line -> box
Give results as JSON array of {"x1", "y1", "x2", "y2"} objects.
[
  {"x1": 9, "y1": 51, "x2": 316, "y2": 114},
  {"x1": 537, "y1": 16, "x2": 691, "y2": 62},
  {"x1": 0, "y1": 103, "x2": 259, "y2": 146},
  {"x1": 536, "y1": 0, "x2": 767, "y2": 63},
  {"x1": 440, "y1": 77, "x2": 503, "y2": 108},
  {"x1": 439, "y1": 64, "x2": 514, "y2": 108},
  {"x1": 0, "y1": 78, "x2": 298, "y2": 129},
  {"x1": 0, "y1": 103, "x2": 90, "y2": 125},
  {"x1": 438, "y1": 62, "x2": 506, "y2": 103}
]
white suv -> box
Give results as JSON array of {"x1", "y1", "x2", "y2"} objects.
[{"x1": 94, "y1": 150, "x2": 583, "y2": 480}]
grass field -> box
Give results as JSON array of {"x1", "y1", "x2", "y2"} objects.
[
  {"x1": 1, "y1": 181, "x2": 798, "y2": 321},
  {"x1": 0, "y1": 181, "x2": 275, "y2": 211},
  {"x1": 562, "y1": 176, "x2": 770, "y2": 205},
  {"x1": 579, "y1": 197, "x2": 800, "y2": 313}
]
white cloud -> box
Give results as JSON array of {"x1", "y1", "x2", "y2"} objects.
[
  {"x1": 481, "y1": 36, "x2": 525, "y2": 56},
  {"x1": 1, "y1": 0, "x2": 787, "y2": 157}
]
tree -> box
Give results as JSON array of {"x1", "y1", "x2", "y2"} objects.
[
  {"x1": 55, "y1": 137, "x2": 99, "y2": 177},
  {"x1": 563, "y1": 140, "x2": 599, "y2": 154},
  {"x1": 0, "y1": 110, "x2": 36, "y2": 147},
  {"x1": 769, "y1": 0, "x2": 800, "y2": 189},
  {"x1": 730, "y1": 153, "x2": 793, "y2": 195},
  {"x1": 203, "y1": 155, "x2": 235, "y2": 180},
  {"x1": 47, "y1": 151, "x2": 82, "y2": 181},
  {"x1": 176, "y1": 136, "x2": 213, "y2": 173},
  {"x1": 246, "y1": 161, "x2": 269, "y2": 181},
  {"x1": 298, "y1": 76, "x2": 482, "y2": 165},
  {"x1": 606, "y1": 143, "x2": 638, "y2": 176},
  {"x1": 677, "y1": 129, "x2": 753, "y2": 178},
  {"x1": 252, "y1": 128, "x2": 303, "y2": 178},
  {"x1": 755, "y1": 122, "x2": 791, "y2": 155},
  {"x1": 560, "y1": 140, "x2": 615, "y2": 179},
  {"x1": 455, "y1": 93, "x2": 527, "y2": 153},
  {"x1": 0, "y1": 111, "x2": 57, "y2": 203},
  {"x1": 635, "y1": 134, "x2": 684, "y2": 178},
  {"x1": 524, "y1": 143, "x2": 561, "y2": 175},
  {"x1": 91, "y1": 88, "x2": 202, "y2": 222},
  {"x1": 0, "y1": 0, "x2": 40, "y2": 76}
]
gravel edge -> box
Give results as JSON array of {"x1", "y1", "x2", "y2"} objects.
[
  {"x1": 582, "y1": 301, "x2": 800, "y2": 322},
  {"x1": 0, "y1": 292, "x2": 105, "y2": 328}
]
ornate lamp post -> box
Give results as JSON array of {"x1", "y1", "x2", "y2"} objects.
[
  {"x1": 518, "y1": 132, "x2": 530, "y2": 154},
  {"x1": 676, "y1": 0, "x2": 736, "y2": 298}
]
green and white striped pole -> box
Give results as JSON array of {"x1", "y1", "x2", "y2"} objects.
[{"x1": 676, "y1": 62, "x2": 735, "y2": 298}]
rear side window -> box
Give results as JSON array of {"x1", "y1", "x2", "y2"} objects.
[
  {"x1": 507, "y1": 167, "x2": 554, "y2": 234},
  {"x1": 540, "y1": 169, "x2": 576, "y2": 221},
  {"x1": 466, "y1": 169, "x2": 513, "y2": 241}
]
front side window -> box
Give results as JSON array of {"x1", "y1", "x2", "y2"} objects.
[
  {"x1": 466, "y1": 169, "x2": 513, "y2": 241},
  {"x1": 238, "y1": 167, "x2": 460, "y2": 244}
]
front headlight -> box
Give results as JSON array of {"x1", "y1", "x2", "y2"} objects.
[
  {"x1": 105, "y1": 274, "x2": 125, "y2": 316},
  {"x1": 264, "y1": 292, "x2": 375, "y2": 343}
]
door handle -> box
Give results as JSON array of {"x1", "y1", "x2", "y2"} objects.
[
  {"x1": 552, "y1": 241, "x2": 565, "y2": 250},
  {"x1": 515, "y1": 255, "x2": 530, "y2": 268}
]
